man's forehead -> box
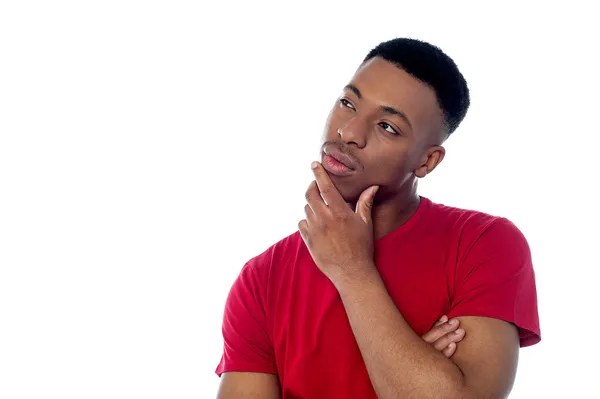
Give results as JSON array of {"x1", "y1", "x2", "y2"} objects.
[{"x1": 349, "y1": 58, "x2": 428, "y2": 100}]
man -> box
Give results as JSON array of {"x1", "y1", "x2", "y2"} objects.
[{"x1": 215, "y1": 38, "x2": 541, "y2": 398}]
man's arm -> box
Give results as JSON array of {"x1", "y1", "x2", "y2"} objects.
[
  {"x1": 217, "y1": 372, "x2": 281, "y2": 399},
  {"x1": 337, "y1": 269, "x2": 518, "y2": 399},
  {"x1": 215, "y1": 315, "x2": 467, "y2": 398},
  {"x1": 215, "y1": 260, "x2": 280, "y2": 397}
]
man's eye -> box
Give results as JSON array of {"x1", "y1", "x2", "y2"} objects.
[
  {"x1": 379, "y1": 122, "x2": 399, "y2": 135},
  {"x1": 339, "y1": 98, "x2": 355, "y2": 110}
]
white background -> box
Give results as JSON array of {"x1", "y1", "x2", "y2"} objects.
[{"x1": 1, "y1": 1, "x2": 599, "y2": 398}]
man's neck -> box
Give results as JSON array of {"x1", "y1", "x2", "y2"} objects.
[{"x1": 370, "y1": 190, "x2": 421, "y2": 240}]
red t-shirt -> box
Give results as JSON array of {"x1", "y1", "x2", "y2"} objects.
[{"x1": 215, "y1": 197, "x2": 541, "y2": 398}]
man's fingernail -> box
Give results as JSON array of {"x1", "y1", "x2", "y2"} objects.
[
  {"x1": 311, "y1": 162, "x2": 319, "y2": 169},
  {"x1": 439, "y1": 315, "x2": 448, "y2": 322},
  {"x1": 455, "y1": 329, "x2": 464, "y2": 335},
  {"x1": 448, "y1": 319, "x2": 458, "y2": 326}
]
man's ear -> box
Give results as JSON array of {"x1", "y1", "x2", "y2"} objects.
[{"x1": 414, "y1": 145, "x2": 445, "y2": 178}]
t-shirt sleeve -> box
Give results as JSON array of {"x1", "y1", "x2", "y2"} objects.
[
  {"x1": 447, "y1": 217, "x2": 541, "y2": 347},
  {"x1": 215, "y1": 260, "x2": 278, "y2": 376}
]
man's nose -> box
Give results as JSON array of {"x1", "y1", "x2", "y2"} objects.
[{"x1": 337, "y1": 116, "x2": 369, "y2": 148}]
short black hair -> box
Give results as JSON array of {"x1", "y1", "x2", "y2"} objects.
[{"x1": 363, "y1": 38, "x2": 470, "y2": 135}]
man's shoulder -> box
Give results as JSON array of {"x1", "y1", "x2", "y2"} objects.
[
  {"x1": 426, "y1": 198, "x2": 530, "y2": 257},
  {"x1": 426, "y1": 197, "x2": 516, "y2": 232},
  {"x1": 423, "y1": 197, "x2": 528, "y2": 248},
  {"x1": 242, "y1": 229, "x2": 304, "y2": 273}
]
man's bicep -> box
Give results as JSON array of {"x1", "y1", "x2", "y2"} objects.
[
  {"x1": 217, "y1": 372, "x2": 281, "y2": 399},
  {"x1": 216, "y1": 262, "x2": 278, "y2": 376},
  {"x1": 452, "y1": 316, "x2": 520, "y2": 398}
]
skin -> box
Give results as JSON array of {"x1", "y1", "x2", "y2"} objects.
[{"x1": 218, "y1": 57, "x2": 520, "y2": 398}]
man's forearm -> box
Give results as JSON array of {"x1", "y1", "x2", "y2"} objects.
[{"x1": 336, "y1": 264, "x2": 474, "y2": 399}]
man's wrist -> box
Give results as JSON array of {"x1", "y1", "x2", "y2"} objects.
[{"x1": 333, "y1": 260, "x2": 381, "y2": 295}]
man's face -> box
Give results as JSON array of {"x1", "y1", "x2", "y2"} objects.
[{"x1": 320, "y1": 57, "x2": 446, "y2": 203}]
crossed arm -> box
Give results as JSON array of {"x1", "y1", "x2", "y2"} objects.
[{"x1": 217, "y1": 306, "x2": 519, "y2": 399}]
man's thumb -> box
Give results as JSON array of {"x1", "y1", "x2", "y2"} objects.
[{"x1": 356, "y1": 185, "x2": 379, "y2": 224}]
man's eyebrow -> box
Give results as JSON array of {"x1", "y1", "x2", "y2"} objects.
[
  {"x1": 380, "y1": 105, "x2": 413, "y2": 131},
  {"x1": 344, "y1": 84, "x2": 413, "y2": 131},
  {"x1": 344, "y1": 84, "x2": 362, "y2": 99}
]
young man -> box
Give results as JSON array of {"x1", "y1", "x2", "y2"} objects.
[{"x1": 215, "y1": 38, "x2": 541, "y2": 398}]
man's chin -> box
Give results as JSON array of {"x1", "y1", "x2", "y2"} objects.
[
  {"x1": 324, "y1": 173, "x2": 368, "y2": 203},
  {"x1": 333, "y1": 185, "x2": 364, "y2": 205}
]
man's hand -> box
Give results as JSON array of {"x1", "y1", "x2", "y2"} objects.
[
  {"x1": 422, "y1": 315, "x2": 466, "y2": 358},
  {"x1": 298, "y1": 162, "x2": 379, "y2": 287}
]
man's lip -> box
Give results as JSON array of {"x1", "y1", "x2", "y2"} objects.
[
  {"x1": 323, "y1": 148, "x2": 357, "y2": 170},
  {"x1": 322, "y1": 154, "x2": 355, "y2": 177}
]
